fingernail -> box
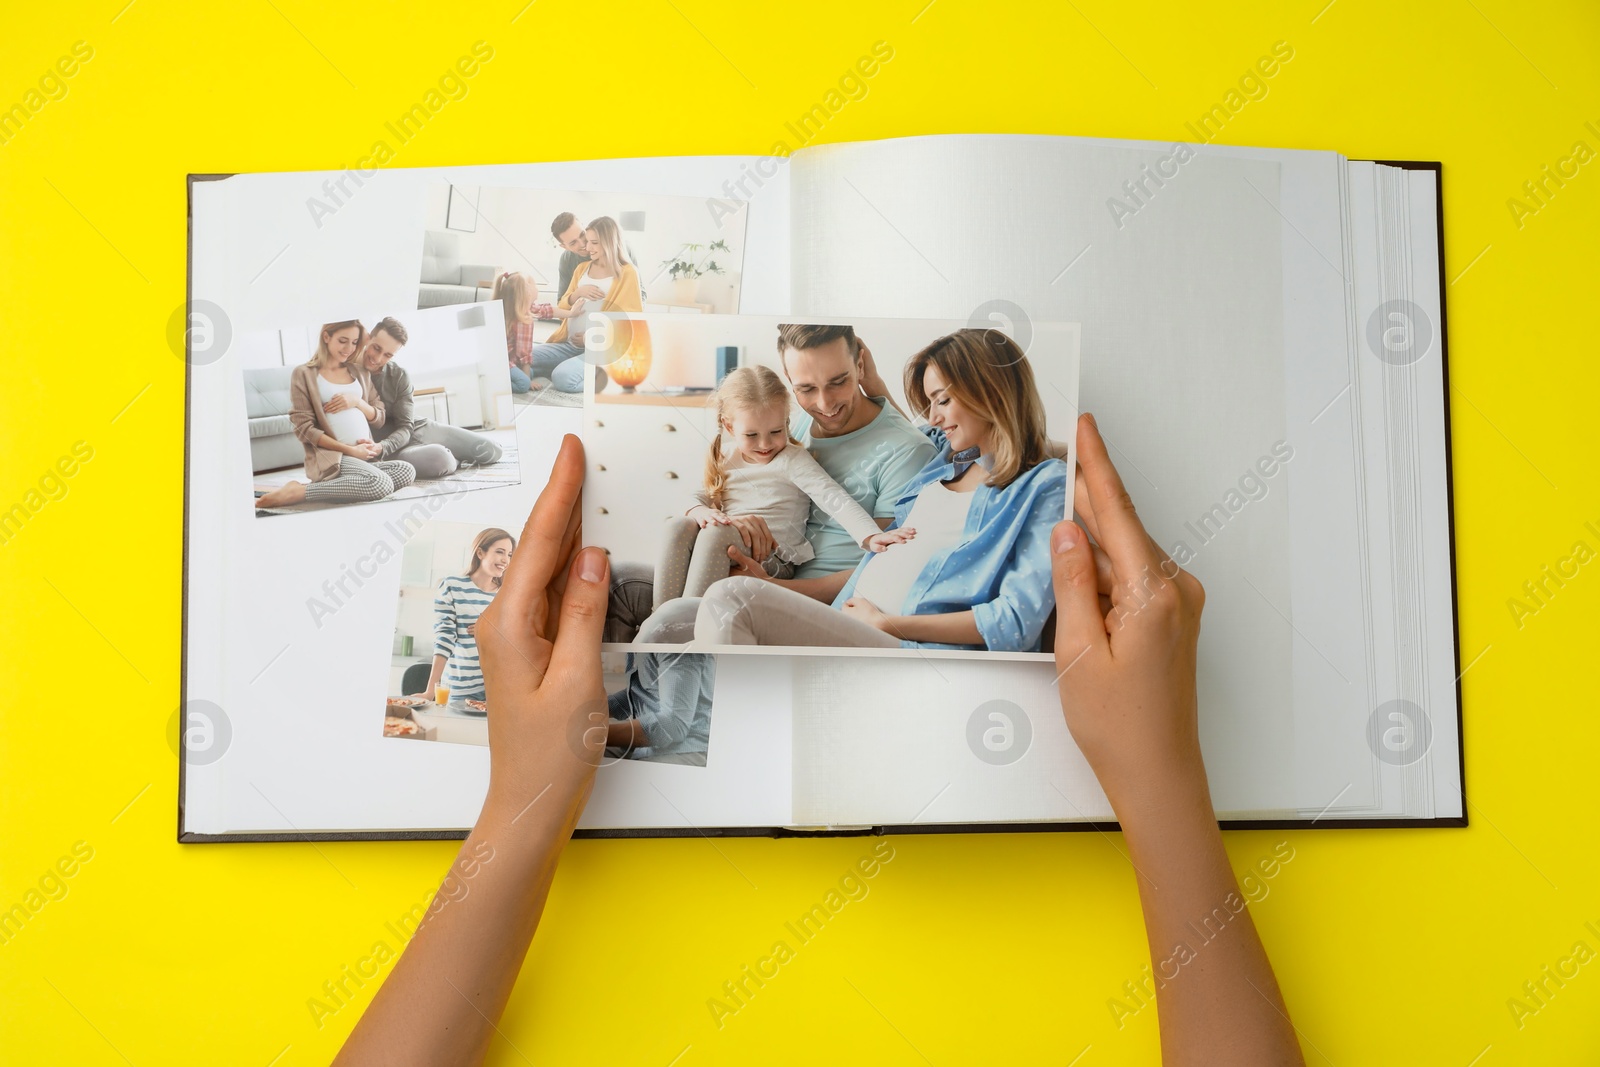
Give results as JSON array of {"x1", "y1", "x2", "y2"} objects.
[
  {"x1": 577, "y1": 547, "x2": 606, "y2": 583},
  {"x1": 1052, "y1": 522, "x2": 1079, "y2": 553}
]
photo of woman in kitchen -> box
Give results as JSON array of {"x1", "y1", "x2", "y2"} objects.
[
  {"x1": 412, "y1": 527, "x2": 515, "y2": 708},
  {"x1": 387, "y1": 519, "x2": 718, "y2": 760}
]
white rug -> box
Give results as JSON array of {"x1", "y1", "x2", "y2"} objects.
[{"x1": 254, "y1": 431, "x2": 521, "y2": 516}]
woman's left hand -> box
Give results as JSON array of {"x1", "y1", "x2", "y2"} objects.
[
  {"x1": 323, "y1": 393, "x2": 349, "y2": 414},
  {"x1": 473, "y1": 434, "x2": 611, "y2": 823},
  {"x1": 857, "y1": 339, "x2": 889, "y2": 399},
  {"x1": 841, "y1": 596, "x2": 891, "y2": 631}
]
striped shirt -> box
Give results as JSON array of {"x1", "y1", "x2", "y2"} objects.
[{"x1": 433, "y1": 574, "x2": 499, "y2": 701}]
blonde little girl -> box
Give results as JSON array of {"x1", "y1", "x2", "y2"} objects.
[
  {"x1": 654, "y1": 365, "x2": 914, "y2": 604},
  {"x1": 491, "y1": 272, "x2": 557, "y2": 395}
]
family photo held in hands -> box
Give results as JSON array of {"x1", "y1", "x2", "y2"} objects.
[{"x1": 613, "y1": 322, "x2": 1070, "y2": 656}]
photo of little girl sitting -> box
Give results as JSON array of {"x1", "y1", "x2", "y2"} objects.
[
  {"x1": 654, "y1": 365, "x2": 914, "y2": 603},
  {"x1": 490, "y1": 271, "x2": 556, "y2": 395}
]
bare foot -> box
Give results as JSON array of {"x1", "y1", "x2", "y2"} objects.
[{"x1": 256, "y1": 481, "x2": 307, "y2": 509}]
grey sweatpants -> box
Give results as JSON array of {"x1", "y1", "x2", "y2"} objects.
[
  {"x1": 653, "y1": 516, "x2": 794, "y2": 610},
  {"x1": 389, "y1": 420, "x2": 503, "y2": 479},
  {"x1": 692, "y1": 577, "x2": 900, "y2": 648},
  {"x1": 303, "y1": 456, "x2": 417, "y2": 504}
]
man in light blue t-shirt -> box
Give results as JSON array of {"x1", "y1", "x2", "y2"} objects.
[
  {"x1": 605, "y1": 323, "x2": 934, "y2": 640},
  {"x1": 720, "y1": 323, "x2": 936, "y2": 604}
]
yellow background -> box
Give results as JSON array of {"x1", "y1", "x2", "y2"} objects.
[{"x1": 2, "y1": 0, "x2": 1597, "y2": 1062}]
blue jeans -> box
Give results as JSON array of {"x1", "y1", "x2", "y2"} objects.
[
  {"x1": 525, "y1": 340, "x2": 607, "y2": 393},
  {"x1": 510, "y1": 360, "x2": 589, "y2": 393}
]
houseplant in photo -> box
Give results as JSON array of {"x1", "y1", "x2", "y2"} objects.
[{"x1": 660, "y1": 240, "x2": 731, "y2": 304}]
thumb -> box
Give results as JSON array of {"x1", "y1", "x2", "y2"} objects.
[
  {"x1": 1050, "y1": 520, "x2": 1106, "y2": 676},
  {"x1": 547, "y1": 547, "x2": 609, "y2": 685}
]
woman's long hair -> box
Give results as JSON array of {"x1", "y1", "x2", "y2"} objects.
[
  {"x1": 585, "y1": 216, "x2": 631, "y2": 272},
  {"x1": 309, "y1": 320, "x2": 367, "y2": 369},
  {"x1": 904, "y1": 328, "x2": 1048, "y2": 491},
  {"x1": 703, "y1": 365, "x2": 798, "y2": 511},
  {"x1": 465, "y1": 528, "x2": 516, "y2": 588},
  {"x1": 491, "y1": 272, "x2": 537, "y2": 345}
]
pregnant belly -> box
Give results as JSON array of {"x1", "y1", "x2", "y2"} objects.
[
  {"x1": 326, "y1": 408, "x2": 372, "y2": 445},
  {"x1": 852, "y1": 539, "x2": 940, "y2": 613}
]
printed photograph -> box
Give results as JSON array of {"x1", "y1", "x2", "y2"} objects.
[
  {"x1": 244, "y1": 304, "x2": 520, "y2": 517},
  {"x1": 587, "y1": 315, "x2": 1080, "y2": 662},
  {"x1": 385, "y1": 519, "x2": 714, "y2": 766},
  {"x1": 416, "y1": 182, "x2": 748, "y2": 411}
]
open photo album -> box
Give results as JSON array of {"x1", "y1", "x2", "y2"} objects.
[{"x1": 181, "y1": 131, "x2": 1464, "y2": 840}]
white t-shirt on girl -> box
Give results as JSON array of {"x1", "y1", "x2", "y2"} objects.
[{"x1": 694, "y1": 443, "x2": 882, "y2": 565}]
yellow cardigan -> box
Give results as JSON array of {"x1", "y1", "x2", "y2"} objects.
[{"x1": 548, "y1": 260, "x2": 643, "y2": 344}]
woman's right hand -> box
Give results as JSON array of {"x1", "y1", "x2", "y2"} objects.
[
  {"x1": 1049, "y1": 413, "x2": 1307, "y2": 1064},
  {"x1": 1049, "y1": 413, "x2": 1207, "y2": 805},
  {"x1": 346, "y1": 439, "x2": 382, "y2": 460}
]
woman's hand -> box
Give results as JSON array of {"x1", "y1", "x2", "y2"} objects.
[
  {"x1": 1050, "y1": 413, "x2": 1205, "y2": 800},
  {"x1": 323, "y1": 393, "x2": 351, "y2": 414},
  {"x1": 1048, "y1": 413, "x2": 1304, "y2": 1065},
  {"x1": 724, "y1": 514, "x2": 777, "y2": 562},
  {"x1": 332, "y1": 435, "x2": 611, "y2": 1067},
  {"x1": 572, "y1": 284, "x2": 605, "y2": 302},
  {"x1": 857, "y1": 339, "x2": 889, "y2": 399},
  {"x1": 474, "y1": 435, "x2": 611, "y2": 821},
  {"x1": 840, "y1": 595, "x2": 890, "y2": 631},
  {"x1": 689, "y1": 505, "x2": 731, "y2": 529},
  {"x1": 347, "y1": 438, "x2": 382, "y2": 460},
  {"x1": 865, "y1": 527, "x2": 915, "y2": 553}
]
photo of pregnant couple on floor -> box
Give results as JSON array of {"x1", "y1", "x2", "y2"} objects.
[
  {"x1": 600, "y1": 321, "x2": 1077, "y2": 660},
  {"x1": 247, "y1": 308, "x2": 520, "y2": 516}
]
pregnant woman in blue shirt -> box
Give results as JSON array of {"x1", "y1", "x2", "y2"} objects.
[
  {"x1": 414, "y1": 528, "x2": 515, "y2": 703},
  {"x1": 693, "y1": 327, "x2": 1068, "y2": 654}
]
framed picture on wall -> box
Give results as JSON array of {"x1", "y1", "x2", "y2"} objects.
[{"x1": 445, "y1": 184, "x2": 479, "y2": 232}]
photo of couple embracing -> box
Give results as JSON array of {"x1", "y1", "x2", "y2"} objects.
[
  {"x1": 245, "y1": 306, "x2": 520, "y2": 517},
  {"x1": 598, "y1": 319, "x2": 1078, "y2": 660}
]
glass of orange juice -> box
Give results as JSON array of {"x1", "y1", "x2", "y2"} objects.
[{"x1": 434, "y1": 685, "x2": 449, "y2": 707}]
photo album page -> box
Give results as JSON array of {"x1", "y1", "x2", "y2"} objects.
[{"x1": 182, "y1": 131, "x2": 1460, "y2": 838}]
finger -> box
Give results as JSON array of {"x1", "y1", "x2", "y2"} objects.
[
  {"x1": 547, "y1": 484, "x2": 584, "y2": 603},
  {"x1": 499, "y1": 435, "x2": 585, "y2": 621},
  {"x1": 546, "y1": 547, "x2": 609, "y2": 687},
  {"x1": 1072, "y1": 465, "x2": 1104, "y2": 547},
  {"x1": 1091, "y1": 541, "x2": 1115, "y2": 595},
  {"x1": 1077, "y1": 414, "x2": 1162, "y2": 578},
  {"x1": 1050, "y1": 519, "x2": 1109, "y2": 673}
]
